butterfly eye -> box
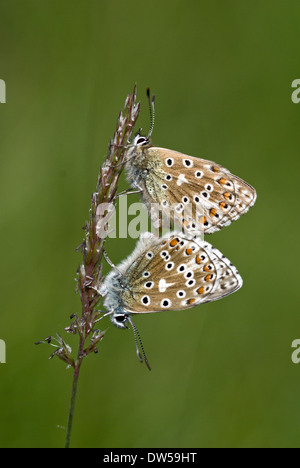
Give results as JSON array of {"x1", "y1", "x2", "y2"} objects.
[
  {"x1": 115, "y1": 314, "x2": 126, "y2": 323},
  {"x1": 135, "y1": 136, "x2": 149, "y2": 146},
  {"x1": 112, "y1": 313, "x2": 129, "y2": 329}
]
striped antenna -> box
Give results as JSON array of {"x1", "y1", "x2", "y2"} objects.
[
  {"x1": 128, "y1": 317, "x2": 151, "y2": 371},
  {"x1": 146, "y1": 88, "x2": 155, "y2": 138}
]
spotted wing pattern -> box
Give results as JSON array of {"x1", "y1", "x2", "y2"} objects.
[
  {"x1": 142, "y1": 147, "x2": 257, "y2": 234},
  {"x1": 120, "y1": 233, "x2": 243, "y2": 314}
]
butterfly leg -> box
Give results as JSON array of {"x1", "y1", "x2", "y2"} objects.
[
  {"x1": 93, "y1": 310, "x2": 113, "y2": 322},
  {"x1": 114, "y1": 187, "x2": 142, "y2": 199},
  {"x1": 102, "y1": 249, "x2": 123, "y2": 277}
]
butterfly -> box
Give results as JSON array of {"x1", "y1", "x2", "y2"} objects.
[
  {"x1": 100, "y1": 231, "x2": 243, "y2": 370},
  {"x1": 124, "y1": 91, "x2": 257, "y2": 235}
]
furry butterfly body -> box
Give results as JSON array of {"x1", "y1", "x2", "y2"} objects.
[{"x1": 125, "y1": 136, "x2": 257, "y2": 235}]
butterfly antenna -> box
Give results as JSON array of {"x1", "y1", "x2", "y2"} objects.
[
  {"x1": 128, "y1": 317, "x2": 151, "y2": 371},
  {"x1": 146, "y1": 88, "x2": 155, "y2": 138}
]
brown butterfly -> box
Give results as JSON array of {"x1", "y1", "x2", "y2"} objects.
[
  {"x1": 124, "y1": 91, "x2": 257, "y2": 235},
  {"x1": 100, "y1": 231, "x2": 243, "y2": 369}
]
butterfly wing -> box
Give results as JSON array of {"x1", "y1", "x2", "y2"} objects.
[
  {"x1": 119, "y1": 233, "x2": 243, "y2": 314},
  {"x1": 141, "y1": 147, "x2": 257, "y2": 234}
]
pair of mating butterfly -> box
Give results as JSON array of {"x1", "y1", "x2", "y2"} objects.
[{"x1": 100, "y1": 91, "x2": 256, "y2": 370}]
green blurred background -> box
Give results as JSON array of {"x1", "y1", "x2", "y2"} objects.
[{"x1": 0, "y1": 0, "x2": 299, "y2": 448}]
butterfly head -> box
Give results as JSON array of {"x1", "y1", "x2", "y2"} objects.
[
  {"x1": 110, "y1": 307, "x2": 130, "y2": 329},
  {"x1": 132, "y1": 132, "x2": 151, "y2": 148},
  {"x1": 108, "y1": 305, "x2": 151, "y2": 370},
  {"x1": 130, "y1": 88, "x2": 155, "y2": 147},
  {"x1": 101, "y1": 259, "x2": 151, "y2": 370}
]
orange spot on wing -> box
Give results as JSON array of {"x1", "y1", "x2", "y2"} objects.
[
  {"x1": 186, "y1": 248, "x2": 193, "y2": 255},
  {"x1": 196, "y1": 255, "x2": 201, "y2": 264},
  {"x1": 199, "y1": 216, "x2": 207, "y2": 224},
  {"x1": 204, "y1": 264, "x2": 212, "y2": 272},
  {"x1": 218, "y1": 177, "x2": 227, "y2": 185},
  {"x1": 205, "y1": 274, "x2": 212, "y2": 282},
  {"x1": 223, "y1": 192, "x2": 231, "y2": 201},
  {"x1": 219, "y1": 201, "x2": 227, "y2": 210},
  {"x1": 170, "y1": 239, "x2": 178, "y2": 247},
  {"x1": 210, "y1": 208, "x2": 217, "y2": 217},
  {"x1": 187, "y1": 298, "x2": 196, "y2": 305},
  {"x1": 197, "y1": 287, "x2": 205, "y2": 294}
]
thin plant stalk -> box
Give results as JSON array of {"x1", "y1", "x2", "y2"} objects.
[
  {"x1": 36, "y1": 86, "x2": 140, "y2": 448},
  {"x1": 64, "y1": 348, "x2": 81, "y2": 449},
  {"x1": 64, "y1": 86, "x2": 140, "y2": 448}
]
